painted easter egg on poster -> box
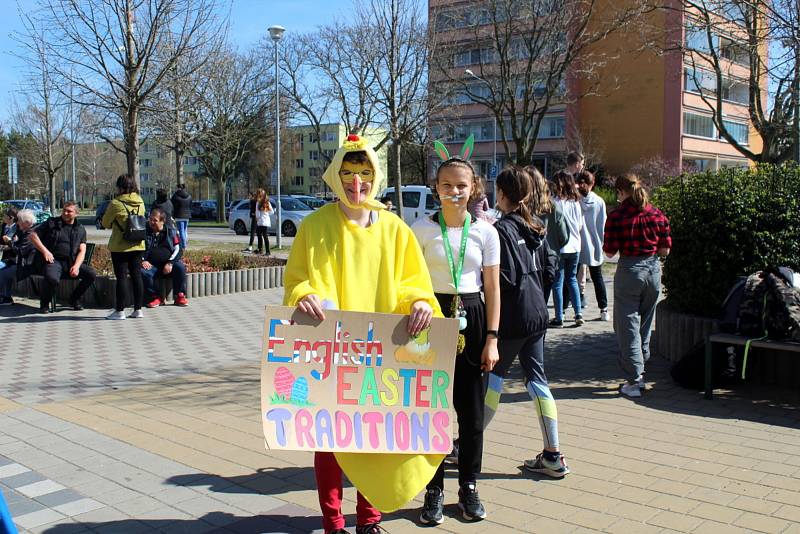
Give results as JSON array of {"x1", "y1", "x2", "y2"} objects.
[
  {"x1": 273, "y1": 367, "x2": 295, "y2": 398},
  {"x1": 291, "y1": 376, "x2": 309, "y2": 404}
]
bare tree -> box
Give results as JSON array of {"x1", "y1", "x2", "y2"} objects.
[
  {"x1": 432, "y1": 0, "x2": 653, "y2": 167},
  {"x1": 357, "y1": 0, "x2": 441, "y2": 218},
  {"x1": 678, "y1": 0, "x2": 799, "y2": 163},
  {"x1": 192, "y1": 48, "x2": 272, "y2": 221},
  {"x1": 11, "y1": 18, "x2": 71, "y2": 214},
  {"x1": 30, "y1": 0, "x2": 228, "y2": 186}
]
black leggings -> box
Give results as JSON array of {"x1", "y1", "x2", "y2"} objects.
[
  {"x1": 428, "y1": 292, "x2": 486, "y2": 489},
  {"x1": 111, "y1": 251, "x2": 143, "y2": 311},
  {"x1": 256, "y1": 226, "x2": 270, "y2": 254}
]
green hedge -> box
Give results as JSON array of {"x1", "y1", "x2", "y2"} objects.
[{"x1": 651, "y1": 164, "x2": 800, "y2": 316}]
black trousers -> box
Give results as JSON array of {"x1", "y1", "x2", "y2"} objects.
[
  {"x1": 111, "y1": 251, "x2": 143, "y2": 311},
  {"x1": 562, "y1": 264, "x2": 608, "y2": 310},
  {"x1": 428, "y1": 292, "x2": 486, "y2": 489},
  {"x1": 41, "y1": 260, "x2": 96, "y2": 307},
  {"x1": 256, "y1": 226, "x2": 270, "y2": 254},
  {"x1": 248, "y1": 215, "x2": 257, "y2": 246}
]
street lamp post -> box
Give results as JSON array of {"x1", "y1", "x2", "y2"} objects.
[
  {"x1": 465, "y1": 69, "x2": 497, "y2": 203},
  {"x1": 269, "y1": 25, "x2": 286, "y2": 249}
]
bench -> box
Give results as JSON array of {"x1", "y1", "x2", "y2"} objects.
[
  {"x1": 704, "y1": 332, "x2": 800, "y2": 399},
  {"x1": 28, "y1": 243, "x2": 96, "y2": 312}
]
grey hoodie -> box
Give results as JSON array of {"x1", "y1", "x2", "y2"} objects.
[{"x1": 579, "y1": 191, "x2": 607, "y2": 266}]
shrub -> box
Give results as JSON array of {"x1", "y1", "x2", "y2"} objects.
[
  {"x1": 593, "y1": 186, "x2": 618, "y2": 210},
  {"x1": 651, "y1": 164, "x2": 800, "y2": 316},
  {"x1": 90, "y1": 245, "x2": 284, "y2": 276}
]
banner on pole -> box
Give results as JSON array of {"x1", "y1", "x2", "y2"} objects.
[{"x1": 261, "y1": 306, "x2": 459, "y2": 454}]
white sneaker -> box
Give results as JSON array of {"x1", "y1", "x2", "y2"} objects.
[
  {"x1": 128, "y1": 309, "x2": 144, "y2": 319},
  {"x1": 620, "y1": 382, "x2": 642, "y2": 398},
  {"x1": 637, "y1": 375, "x2": 647, "y2": 390},
  {"x1": 600, "y1": 309, "x2": 610, "y2": 321},
  {"x1": 106, "y1": 310, "x2": 126, "y2": 321}
]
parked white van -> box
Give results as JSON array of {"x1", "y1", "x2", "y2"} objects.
[{"x1": 381, "y1": 185, "x2": 439, "y2": 225}]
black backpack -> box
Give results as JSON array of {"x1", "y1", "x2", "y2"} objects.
[{"x1": 116, "y1": 202, "x2": 146, "y2": 242}]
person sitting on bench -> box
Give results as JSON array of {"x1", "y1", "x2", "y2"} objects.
[
  {"x1": 30, "y1": 202, "x2": 96, "y2": 313},
  {"x1": 141, "y1": 207, "x2": 188, "y2": 308}
]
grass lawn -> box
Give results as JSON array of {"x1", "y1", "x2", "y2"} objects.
[
  {"x1": 190, "y1": 241, "x2": 291, "y2": 254},
  {"x1": 188, "y1": 221, "x2": 229, "y2": 228}
]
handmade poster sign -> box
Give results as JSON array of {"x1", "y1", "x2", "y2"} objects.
[{"x1": 261, "y1": 306, "x2": 459, "y2": 454}]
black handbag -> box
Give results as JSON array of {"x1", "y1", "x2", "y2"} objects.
[{"x1": 116, "y1": 202, "x2": 147, "y2": 242}]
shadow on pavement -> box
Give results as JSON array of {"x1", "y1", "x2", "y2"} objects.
[{"x1": 42, "y1": 511, "x2": 320, "y2": 533}]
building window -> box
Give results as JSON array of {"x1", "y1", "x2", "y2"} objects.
[
  {"x1": 322, "y1": 131, "x2": 337, "y2": 142},
  {"x1": 183, "y1": 156, "x2": 198, "y2": 165},
  {"x1": 684, "y1": 68, "x2": 716, "y2": 94},
  {"x1": 685, "y1": 24, "x2": 713, "y2": 53},
  {"x1": 309, "y1": 150, "x2": 319, "y2": 160},
  {"x1": 722, "y1": 120, "x2": 749, "y2": 144},
  {"x1": 538, "y1": 116, "x2": 566, "y2": 139},
  {"x1": 295, "y1": 159, "x2": 304, "y2": 169},
  {"x1": 683, "y1": 112, "x2": 716, "y2": 139},
  {"x1": 323, "y1": 149, "x2": 336, "y2": 160},
  {"x1": 309, "y1": 167, "x2": 321, "y2": 178},
  {"x1": 308, "y1": 133, "x2": 318, "y2": 143},
  {"x1": 292, "y1": 176, "x2": 304, "y2": 186},
  {"x1": 140, "y1": 159, "x2": 152, "y2": 168},
  {"x1": 721, "y1": 79, "x2": 748, "y2": 104},
  {"x1": 141, "y1": 173, "x2": 150, "y2": 182},
  {"x1": 720, "y1": 37, "x2": 750, "y2": 66}
]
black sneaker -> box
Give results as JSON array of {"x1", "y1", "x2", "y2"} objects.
[
  {"x1": 39, "y1": 306, "x2": 51, "y2": 314},
  {"x1": 458, "y1": 482, "x2": 486, "y2": 521},
  {"x1": 355, "y1": 523, "x2": 384, "y2": 534},
  {"x1": 419, "y1": 487, "x2": 444, "y2": 525},
  {"x1": 70, "y1": 301, "x2": 84, "y2": 311},
  {"x1": 548, "y1": 319, "x2": 563, "y2": 328},
  {"x1": 0, "y1": 296, "x2": 13, "y2": 306}
]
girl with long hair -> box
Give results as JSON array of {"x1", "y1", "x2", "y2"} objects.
[
  {"x1": 550, "y1": 171, "x2": 584, "y2": 327},
  {"x1": 483, "y1": 166, "x2": 569, "y2": 477},
  {"x1": 603, "y1": 174, "x2": 671, "y2": 398},
  {"x1": 412, "y1": 157, "x2": 500, "y2": 525},
  {"x1": 525, "y1": 166, "x2": 568, "y2": 300},
  {"x1": 255, "y1": 188, "x2": 273, "y2": 255}
]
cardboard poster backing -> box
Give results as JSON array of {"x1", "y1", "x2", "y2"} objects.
[{"x1": 260, "y1": 306, "x2": 459, "y2": 454}]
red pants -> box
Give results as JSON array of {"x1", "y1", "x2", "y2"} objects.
[{"x1": 315, "y1": 451, "x2": 381, "y2": 533}]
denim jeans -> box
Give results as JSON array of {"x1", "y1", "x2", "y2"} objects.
[
  {"x1": 553, "y1": 252, "x2": 581, "y2": 321},
  {"x1": 175, "y1": 219, "x2": 189, "y2": 249},
  {"x1": 0, "y1": 264, "x2": 17, "y2": 297},
  {"x1": 141, "y1": 260, "x2": 187, "y2": 300},
  {"x1": 614, "y1": 255, "x2": 661, "y2": 384}
]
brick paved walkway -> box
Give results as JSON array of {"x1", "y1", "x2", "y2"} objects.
[{"x1": 1, "y1": 282, "x2": 800, "y2": 533}]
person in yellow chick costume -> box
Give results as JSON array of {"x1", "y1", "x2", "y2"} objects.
[{"x1": 283, "y1": 134, "x2": 445, "y2": 534}]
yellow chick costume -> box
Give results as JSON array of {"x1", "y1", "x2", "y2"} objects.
[{"x1": 283, "y1": 135, "x2": 445, "y2": 512}]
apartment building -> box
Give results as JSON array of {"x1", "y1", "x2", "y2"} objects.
[
  {"x1": 429, "y1": 0, "x2": 762, "y2": 178},
  {"x1": 284, "y1": 123, "x2": 388, "y2": 196}
]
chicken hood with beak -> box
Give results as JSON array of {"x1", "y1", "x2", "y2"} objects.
[{"x1": 322, "y1": 134, "x2": 386, "y2": 210}]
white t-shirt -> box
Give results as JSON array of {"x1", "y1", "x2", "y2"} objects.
[
  {"x1": 553, "y1": 198, "x2": 583, "y2": 254},
  {"x1": 411, "y1": 214, "x2": 500, "y2": 294}
]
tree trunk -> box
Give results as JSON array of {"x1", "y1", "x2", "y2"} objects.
[
  {"x1": 125, "y1": 108, "x2": 140, "y2": 186},
  {"x1": 217, "y1": 177, "x2": 226, "y2": 222},
  {"x1": 391, "y1": 139, "x2": 403, "y2": 220}
]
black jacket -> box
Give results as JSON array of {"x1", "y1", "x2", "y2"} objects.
[
  {"x1": 143, "y1": 224, "x2": 183, "y2": 265},
  {"x1": 12, "y1": 227, "x2": 36, "y2": 281},
  {"x1": 35, "y1": 216, "x2": 87, "y2": 264},
  {"x1": 171, "y1": 189, "x2": 192, "y2": 219},
  {"x1": 496, "y1": 212, "x2": 557, "y2": 339}
]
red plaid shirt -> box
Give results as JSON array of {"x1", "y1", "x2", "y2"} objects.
[{"x1": 603, "y1": 199, "x2": 671, "y2": 257}]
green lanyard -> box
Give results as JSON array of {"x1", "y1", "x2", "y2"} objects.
[{"x1": 438, "y1": 212, "x2": 471, "y2": 294}]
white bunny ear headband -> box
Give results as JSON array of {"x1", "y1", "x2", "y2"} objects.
[{"x1": 433, "y1": 134, "x2": 475, "y2": 163}]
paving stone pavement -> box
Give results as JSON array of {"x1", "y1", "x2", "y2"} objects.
[{"x1": 2, "y1": 281, "x2": 800, "y2": 533}]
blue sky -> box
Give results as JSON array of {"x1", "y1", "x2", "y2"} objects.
[{"x1": 0, "y1": 0, "x2": 347, "y2": 125}]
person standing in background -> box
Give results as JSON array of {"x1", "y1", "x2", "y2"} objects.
[
  {"x1": 243, "y1": 191, "x2": 258, "y2": 253},
  {"x1": 549, "y1": 171, "x2": 584, "y2": 327},
  {"x1": 576, "y1": 170, "x2": 609, "y2": 321},
  {"x1": 255, "y1": 189, "x2": 273, "y2": 256},
  {"x1": 170, "y1": 183, "x2": 192, "y2": 250}
]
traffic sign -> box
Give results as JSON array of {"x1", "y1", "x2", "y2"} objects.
[
  {"x1": 489, "y1": 164, "x2": 497, "y2": 180},
  {"x1": 7, "y1": 157, "x2": 18, "y2": 185}
]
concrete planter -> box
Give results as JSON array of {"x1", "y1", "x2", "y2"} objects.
[
  {"x1": 13, "y1": 265, "x2": 285, "y2": 308},
  {"x1": 651, "y1": 300, "x2": 719, "y2": 363}
]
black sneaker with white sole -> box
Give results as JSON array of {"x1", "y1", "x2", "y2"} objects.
[
  {"x1": 420, "y1": 487, "x2": 444, "y2": 525},
  {"x1": 458, "y1": 482, "x2": 486, "y2": 521}
]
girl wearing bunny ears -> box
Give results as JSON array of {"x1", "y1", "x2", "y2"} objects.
[{"x1": 411, "y1": 135, "x2": 501, "y2": 525}]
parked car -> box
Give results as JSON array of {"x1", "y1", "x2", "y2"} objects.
[
  {"x1": 291, "y1": 195, "x2": 326, "y2": 209},
  {"x1": 191, "y1": 200, "x2": 217, "y2": 220},
  {"x1": 381, "y1": 185, "x2": 439, "y2": 224},
  {"x1": 225, "y1": 199, "x2": 245, "y2": 221},
  {"x1": 228, "y1": 196, "x2": 313, "y2": 237},
  {"x1": 2, "y1": 199, "x2": 50, "y2": 224}
]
